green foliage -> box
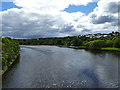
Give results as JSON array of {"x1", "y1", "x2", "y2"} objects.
[
  {"x1": 102, "y1": 48, "x2": 120, "y2": 51},
  {"x1": 13, "y1": 32, "x2": 120, "y2": 51},
  {"x1": 2, "y1": 37, "x2": 20, "y2": 70},
  {"x1": 56, "y1": 39, "x2": 63, "y2": 45},
  {"x1": 83, "y1": 41, "x2": 91, "y2": 47},
  {"x1": 113, "y1": 36, "x2": 120, "y2": 48},
  {"x1": 87, "y1": 40, "x2": 106, "y2": 50},
  {"x1": 106, "y1": 40, "x2": 113, "y2": 47},
  {"x1": 71, "y1": 39, "x2": 82, "y2": 46}
]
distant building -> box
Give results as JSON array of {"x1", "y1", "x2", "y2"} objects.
[{"x1": 77, "y1": 32, "x2": 120, "y2": 39}]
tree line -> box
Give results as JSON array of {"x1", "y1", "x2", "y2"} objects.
[
  {"x1": 1, "y1": 32, "x2": 120, "y2": 71},
  {"x1": 2, "y1": 37, "x2": 20, "y2": 70},
  {"x1": 14, "y1": 33, "x2": 120, "y2": 50}
]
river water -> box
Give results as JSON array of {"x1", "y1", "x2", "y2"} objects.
[{"x1": 2, "y1": 45, "x2": 119, "y2": 88}]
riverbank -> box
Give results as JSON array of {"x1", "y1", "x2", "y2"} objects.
[
  {"x1": 101, "y1": 48, "x2": 120, "y2": 52},
  {"x1": 21, "y1": 45, "x2": 120, "y2": 52},
  {"x1": 2, "y1": 37, "x2": 20, "y2": 76},
  {"x1": 58, "y1": 45, "x2": 120, "y2": 52},
  {"x1": 2, "y1": 53, "x2": 20, "y2": 75}
]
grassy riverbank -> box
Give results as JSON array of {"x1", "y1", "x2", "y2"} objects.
[
  {"x1": 66, "y1": 46, "x2": 120, "y2": 52},
  {"x1": 101, "y1": 48, "x2": 120, "y2": 52}
]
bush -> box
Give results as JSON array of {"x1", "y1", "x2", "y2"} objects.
[
  {"x1": 106, "y1": 40, "x2": 113, "y2": 47},
  {"x1": 2, "y1": 37, "x2": 20, "y2": 70},
  {"x1": 88, "y1": 40, "x2": 106, "y2": 50},
  {"x1": 113, "y1": 37, "x2": 120, "y2": 48},
  {"x1": 83, "y1": 41, "x2": 91, "y2": 47},
  {"x1": 71, "y1": 39, "x2": 82, "y2": 46}
]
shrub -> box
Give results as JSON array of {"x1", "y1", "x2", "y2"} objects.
[
  {"x1": 88, "y1": 40, "x2": 106, "y2": 50},
  {"x1": 2, "y1": 37, "x2": 20, "y2": 70},
  {"x1": 113, "y1": 37, "x2": 120, "y2": 48},
  {"x1": 106, "y1": 40, "x2": 113, "y2": 47},
  {"x1": 71, "y1": 39, "x2": 82, "y2": 46}
]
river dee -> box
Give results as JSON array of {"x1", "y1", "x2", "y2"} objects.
[{"x1": 2, "y1": 45, "x2": 119, "y2": 88}]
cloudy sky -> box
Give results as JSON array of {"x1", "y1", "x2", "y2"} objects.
[{"x1": 0, "y1": 0, "x2": 119, "y2": 38}]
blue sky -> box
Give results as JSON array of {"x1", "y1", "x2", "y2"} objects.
[
  {"x1": 1, "y1": 2, "x2": 22, "y2": 11},
  {"x1": 64, "y1": 2, "x2": 98, "y2": 15},
  {"x1": 1, "y1": 2, "x2": 98, "y2": 15}
]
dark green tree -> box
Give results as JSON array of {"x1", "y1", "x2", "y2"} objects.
[
  {"x1": 106, "y1": 40, "x2": 113, "y2": 47},
  {"x1": 113, "y1": 37, "x2": 120, "y2": 48},
  {"x1": 88, "y1": 40, "x2": 106, "y2": 50},
  {"x1": 71, "y1": 39, "x2": 82, "y2": 46}
]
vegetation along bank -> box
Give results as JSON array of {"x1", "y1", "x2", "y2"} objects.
[
  {"x1": 2, "y1": 37, "x2": 20, "y2": 75},
  {"x1": 1, "y1": 32, "x2": 120, "y2": 75},
  {"x1": 15, "y1": 31, "x2": 120, "y2": 52}
]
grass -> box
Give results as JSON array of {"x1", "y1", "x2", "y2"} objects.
[
  {"x1": 101, "y1": 48, "x2": 120, "y2": 51},
  {"x1": 72, "y1": 46, "x2": 120, "y2": 52},
  {"x1": 58, "y1": 45, "x2": 120, "y2": 52}
]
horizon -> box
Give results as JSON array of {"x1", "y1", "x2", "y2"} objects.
[
  {"x1": 3, "y1": 31, "x2": 119, "y2": 39},
  {"x1": 0, "y1": 0, "x2": 119, "y2": 38}
]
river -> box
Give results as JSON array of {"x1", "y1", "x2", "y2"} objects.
[{"x1": 2, "y1": 45, "x2": 119, "y2": 88}]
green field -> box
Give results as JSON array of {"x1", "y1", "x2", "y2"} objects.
[{"x1": 101, "y1": 48, "x2": 120, "y2": 51}]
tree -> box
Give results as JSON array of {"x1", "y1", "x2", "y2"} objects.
[
  {"x1": 88, "y1": 40, "x2": 106, "y2": 50},
  {"x1": 106, "y1": 40, "x2": 113, "y2": 47},
  {"x1": 71, "y1": 39, "x2": 82, "y2": 46},
  {"x1": 2, "y1": 37, "x2": 20, "y2": 70},
  {"x1": 113, "y1": 37, "x2": 120, "y2": 48},
  {"x1": 56, "y1": 39, "x2": 62, "y2": 45}
]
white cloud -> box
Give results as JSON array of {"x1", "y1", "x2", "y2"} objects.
[
  {"x1": 1, "y1": 8, "x2": 76, "y2": 38},
  {"x1": 75, "y1": 0, "x2": 118, "y2": 34},
  {"x1": 1, "y1": 0, "x2": 119, "y2": 38},
  {"x1": 14, "y1": 0, "x2": 96, "y2": 11}
]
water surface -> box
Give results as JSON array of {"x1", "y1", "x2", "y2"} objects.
[{"x1": 3, "y1": 45, "x2": 119, "y2": 88}]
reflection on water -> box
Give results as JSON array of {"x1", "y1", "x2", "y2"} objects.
[
  {"x1": 87, "y1": 49, "x2": 120, "y2": 57},
  {"x1": 2, "y1": 46, "x2": 119, "y2": 88}
]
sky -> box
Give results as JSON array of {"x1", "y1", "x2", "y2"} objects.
[
  {"x1": 2, "y1": 2, "x2": 22, "y2": 11},
  {"x1": 64, "y1": 2, "x2": 98, "y2": 15},
  {"x1": 0, "y1": 0, "x2": 119, "y2": 38}
]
